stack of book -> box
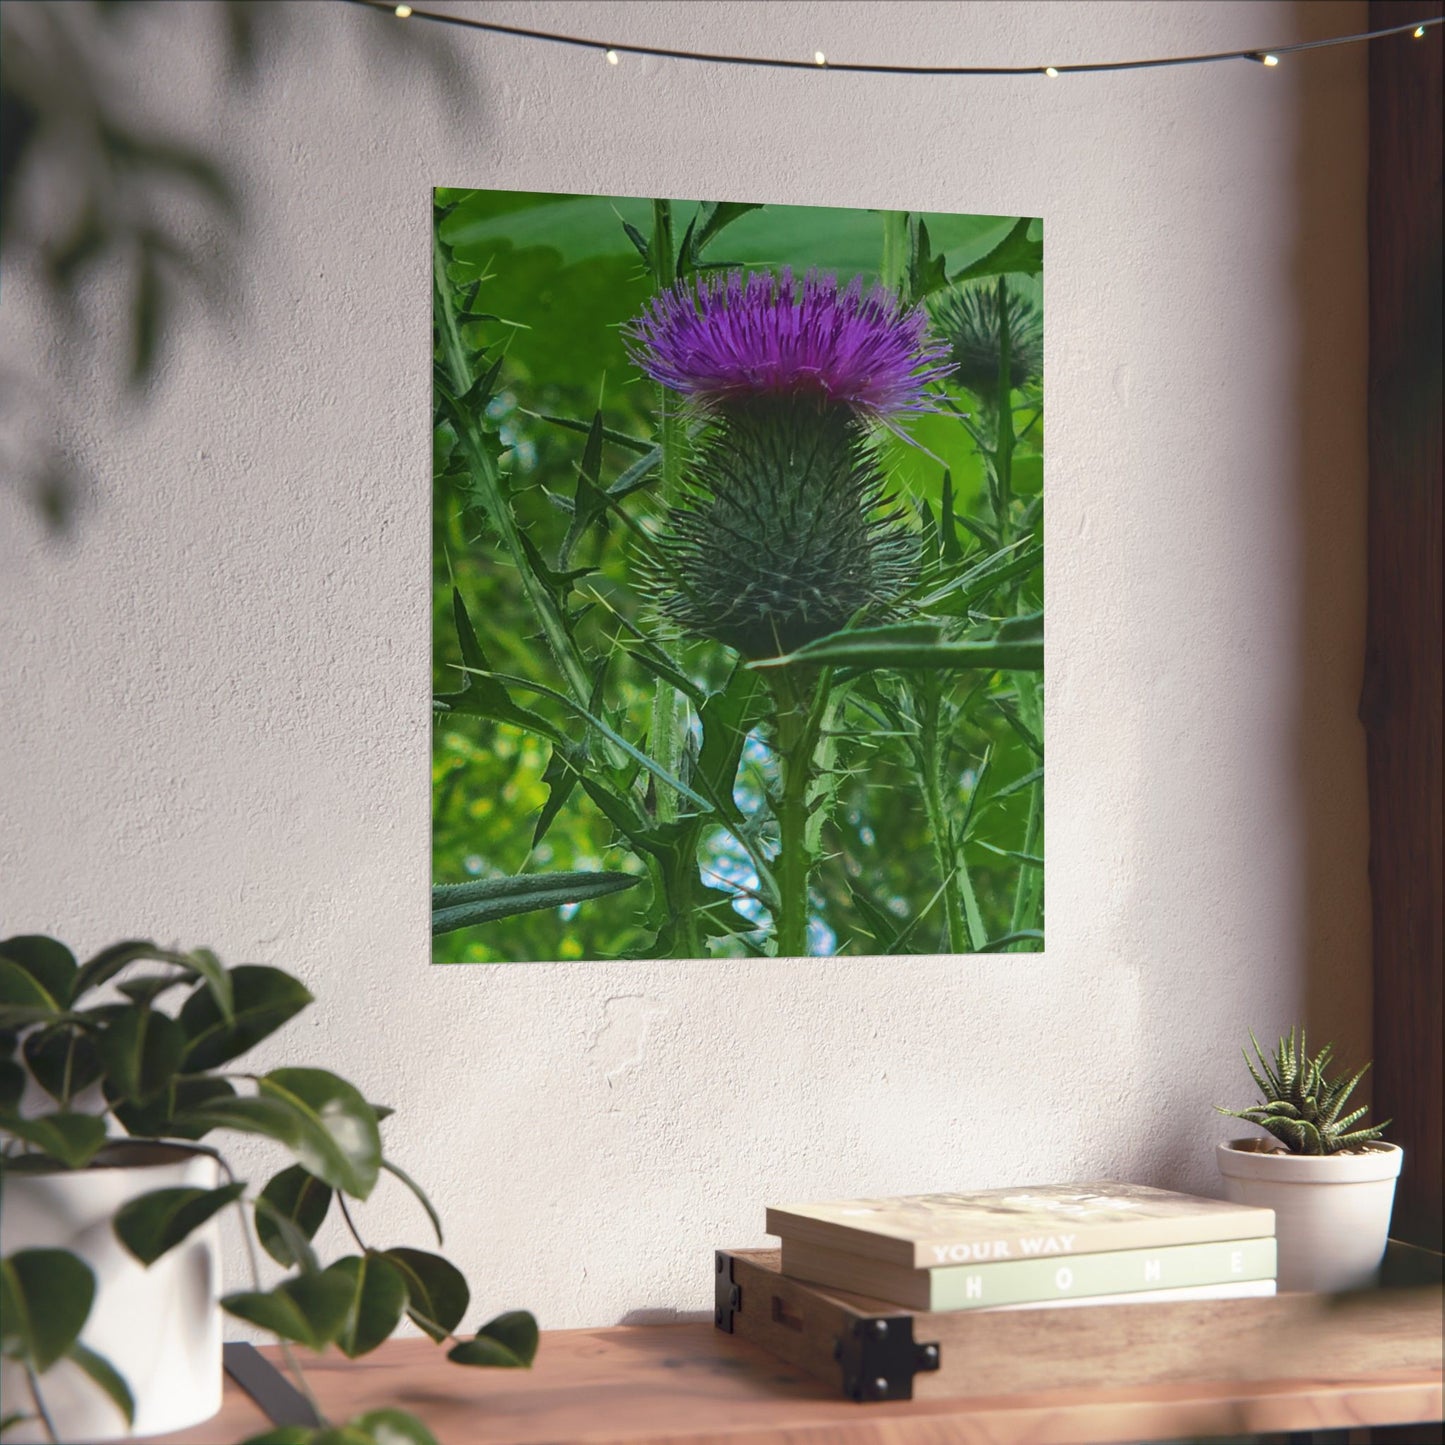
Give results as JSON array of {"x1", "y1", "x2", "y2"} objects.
[{"x1": 766, "y1": 1181, "x2": 1277, "y2": 1312}]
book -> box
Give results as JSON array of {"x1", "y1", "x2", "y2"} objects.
[
  {"x1": 779, "y1": 1234, "x2": 1278, "y2": 1310},
  {"x1": 766, "y1": 1180, "x2": 1275, "y2": 1270},
  {"x1": 988, "y1": 1278, "x2": 1277, "y2": 1311}
]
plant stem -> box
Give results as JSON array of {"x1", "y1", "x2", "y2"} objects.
[
  {"x1": 645, "y1": 199, "x2": 685, "y2": 830},
  {"x1": 649, "y1": 395, "x2": 686, "y2": 827},
  {"x1": 337, "y1": 1193, "x2": 367, "y2": 1252},
  {"x1": 880, "y1": 210, "x2": 910, "y2": 299},
  {"x1": 992, "y1": 274, "x2": 1014, "y2": 540},
  {"x1": 433, "y1": 229, "x2": 591, "y2": 705},
  {"x1": 769, "y1": 671, "x2": 828, "y2": 957},
  {"x1": 24, "y1": 1365, "x2": 57, "y2": 1443},
  {"x1": 1008, "y1": 671, "x2": 1044, "y2": 949},
  {"x1": 915, "y1": 683, "x2": 967, "y2": 954},
  {"x1": 221, "y1": 1158, "x2": 326, "y2": 1427}
]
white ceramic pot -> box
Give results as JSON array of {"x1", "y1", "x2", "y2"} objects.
[
  {"x1": 1216, "y1": 1137, "x2": 1403, "y2": 1293},
  {"x1": 0, "y1": 1141, "x2": 224, "y2": 1442}
]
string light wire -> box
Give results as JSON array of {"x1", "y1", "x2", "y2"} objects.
[{"x1": 352, "y1": 2, "x2": 1440, "y2": 77}]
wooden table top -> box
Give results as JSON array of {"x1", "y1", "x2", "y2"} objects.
[{"x1": 153, "y1": 1322, "x2": 1444, "y2": 1445}]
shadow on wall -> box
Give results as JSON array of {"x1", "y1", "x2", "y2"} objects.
[
  {"x1": 1135, "y1": 0, "x2": 1374, "y2": 1196},
  {"x1": 0, "y1": 0, "x2": 468, "y2": 532}
]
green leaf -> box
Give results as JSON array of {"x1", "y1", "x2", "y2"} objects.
[
  {"x1": 379, "y1": 1159, "x2": 442, "y2": 1246},
  {"x1": 0, "y1": 1060, "x2": 24, "y2": 1111},
  {"x1": 108, "y1": 1075, "x2": 236, "y2": 1142},
  {"x1": 0, "y1": 1111, "x2": 107, "y2": 1168},
  {"x1": 223, "y1": 1272, "x2": 355, "y2": 1350},
  {"x1": 0, "y1": 959, "x2": 61, "y2": 1026},
  {"x1": 179, "y1": 966, "x2": 313, "y2": 1071},
  {"x1": 558, "y1": 411, "x2": 609, "y2": 566},
  {"x1": 431, "y1": 871, "x2": 642, "y2": 936},
  {"x1": 67, "y1": 1341, "x2": 135, "y2": 1425},
  {"x1": 71, "y1": 942, "x2": 232, "y2": 1021},
  {"x1": 170, "y1": 1091, "x2": 376, "y2": 1198},
  {"x1": 693, "y1": 200, "x2": 764, "y2": 253},
  {"x1": 97, "y1": 1008, "x2": 186, "y2": 1103},
  {"x1": 256, "y1": 1165, "x2": 333, "y2": 1268},
  {"x1": 23, "y1": 1023, "x2": 103, "y2": 1098},
  {"x1": 113, "y1": 1182, "x2": 245, "y2": 1266},
  {"x1": 0, "y1": 938, "x2": 77, "y2": 1008},
  {"x1": 382, "y1": 1248, "x2": 468, "y2": 1342},
  {"x1": 447, "y1": 1309, "x2": 538, "y2": 1368},
  {"x1": 527, "y1": 411, "x2": 653, "y2": 457},
  {"x1": 252, "y1": 1199, "x2": 320, "y2": 1277},
  {"x1": 434, "y1": 590, "x2": 563, "y2": 743},
  {"x1": 530, "y1": 742, "x2": 583, "y2": 850},
  {"x1": 325, "y1": 1254, "x2": 407, "y2": 1358},
  {"x1": 978, "y1": 930, "x2": 1045, "y2": 952},
  {"x1": 237, "y1": 1430, "x2": 315, "y2": 1445},
  {"x1": 353, "y1": 1410, "x2": 440, "y2": 1445},
  {"x1": 755, "y1": 623, "x2": 1043, "y2": 674},
  {"x1": 0, "y1": 1248, "x2": 95, "y2": 1370},
  {"x1": 950, "y1": 216, "x2": 1042, "y2": 282},
  {"x1": 460, "y1": 669, "x2": 714, "y2": 810},
  {"x1": 258, "y1": 1069, "x2": 382, "y2": 1200}
]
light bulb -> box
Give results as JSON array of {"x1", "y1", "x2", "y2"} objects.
[
  {"x1": 814, "y1": 51, "x2": 826, "y2": 66},
  {"x1": 1413, "y1": 25, "x2": 1426, "y2": 38},
  {"x1": 1262, "y1": 53, "x2": 1279, "y2": 66},
  {"x1": 394, "y1": 3, "x2": 412, "y2": 15},
  {"x1": 1044, "y1": 66, "x2": 1059, "y2": 78},
  {"x1": 605, "y1": 49, "x2": 619, "y2": 64}
]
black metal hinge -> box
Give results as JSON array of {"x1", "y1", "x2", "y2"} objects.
[
  {"x1": 833, "y1": 1313, "x2": 941, "y2": 1402},
  {"x1": 714, "y1": 1250, "x2": 741, "y2": 1332}
]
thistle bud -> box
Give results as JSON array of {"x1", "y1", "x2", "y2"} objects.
[
  {"x1": 929, "y1": 279, "x2": 1043, "y2": 398},
  {"x1": 654, "y1": 398, "x2": 915, "y2": 660}
]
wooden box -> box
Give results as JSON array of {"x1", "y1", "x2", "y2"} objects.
[{"x1": 715, "y1": 1242, "x2": 1445, "y2": 1404}]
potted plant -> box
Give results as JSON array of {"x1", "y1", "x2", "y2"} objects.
[
  {"x1": 1215, "y1": 1026, "x2": 1402, "y2": 1293},
  {"x1": 1, "y1": 934, "x2": 536, "y2": 1444}
]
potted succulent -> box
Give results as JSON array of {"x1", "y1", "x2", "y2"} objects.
[
  {"x1": 1215, "y1": 1027, "x2": 1401, "y2": 1293},
  {"x1": 0, "y1": 934, "x2": 536, "y2": 1444}
]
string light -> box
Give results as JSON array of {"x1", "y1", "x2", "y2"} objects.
[
  {"x1": 341, "y1": 4, "x2": 1443, "y2": 78},
  {"x1": 605, "y1": 49, "x2": 619, "y2": 65}
]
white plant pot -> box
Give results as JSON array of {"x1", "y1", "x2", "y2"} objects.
[
  {"x1": 1216, "y1": 1137, "x2": 1403, "y2": 1293},
  {"x1": 0, "y1": 1141, "x2": 223, "y2": 1442}
]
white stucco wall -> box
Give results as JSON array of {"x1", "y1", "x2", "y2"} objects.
[{"x1": 0, "y1": 0, "x2": 1370, "y2": 1330}]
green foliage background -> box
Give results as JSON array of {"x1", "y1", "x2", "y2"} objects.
[{"x1": 433, "y1": 190, "x2": 1043, "y2": 963}]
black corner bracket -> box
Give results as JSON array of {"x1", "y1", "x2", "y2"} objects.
[
  {"x1": 714, "y1": 1250, "x2": 742, "y2": 1333},
  {"x1": 833, "y1": 1313, "x2": 941, "y2": 1402}
]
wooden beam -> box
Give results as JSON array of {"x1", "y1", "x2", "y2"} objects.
[{"x1": 1364, "y1": 0, "x2": 1443, "y2": 1256}]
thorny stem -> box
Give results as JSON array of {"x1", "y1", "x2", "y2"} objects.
[
  {"x1": 768, "y1": 669, "x2": 829, "y2": 957},
  {"x1": 1008, "y1": 671, "x2": 1044, "y2": 949},
  {"x1": 433, "y1": 228, "x2": 592, "y2": 706},
  {"x1": 992, "y1": 273, "x2": 1015, "y2": 541},
  {"x1": 880, "y1": 210, "x2": 910, "y2": 300},
  {"x1": 647, "y1": 198, "x2": 685, "y2": 829},
  {"x1": 916, "y1": 682, "x2": 968, "y2": 953}
]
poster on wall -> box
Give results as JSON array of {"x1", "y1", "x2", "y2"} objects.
[{"x1": 432, "y1": 189, "x2": 1043, "y2": 963}]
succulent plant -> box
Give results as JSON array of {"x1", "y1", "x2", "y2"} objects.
[{"x1": 1217, "y1": 1027, "x2": 1390, "y2": 1156}]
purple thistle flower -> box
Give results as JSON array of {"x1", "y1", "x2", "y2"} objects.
[{"x1": 625, "y1": 268, "x2": 953, "y2": 419}]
